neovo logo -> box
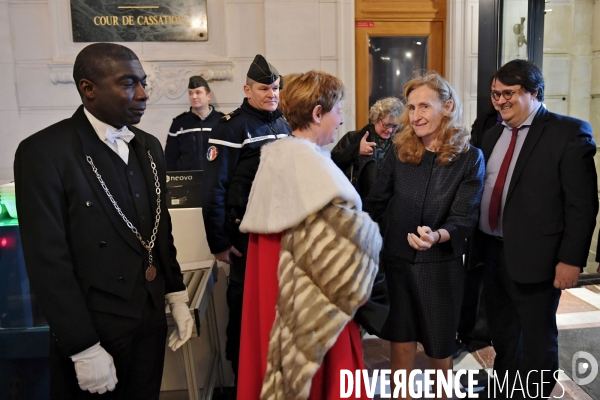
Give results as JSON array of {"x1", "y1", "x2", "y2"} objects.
[{"x1": 166, "y1": 175, "x2": 194, "y2": 182}]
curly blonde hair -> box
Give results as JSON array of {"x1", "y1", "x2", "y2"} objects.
[
  {"x1": 368, "y1": 97, "x2": 403, "y2": 125},
  {"x1": 393, "y1": 72, "x2": 470, "y2": 166}
]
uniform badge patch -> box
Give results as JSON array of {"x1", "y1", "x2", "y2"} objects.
[{"x1": 207, "y1": 146, "x2": 219, "y2": 161}]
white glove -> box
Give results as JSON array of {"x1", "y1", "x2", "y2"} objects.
[
  {"x1": 166, "y1": 290, "x2": 193, "y2": 351},
  {"x1": 70, "y1": 342, "x2": 118, "y2": 394}
]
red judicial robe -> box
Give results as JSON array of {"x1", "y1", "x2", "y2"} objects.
[{"x1": 237, "y1": 232, "x2": 370, "y2": 400}]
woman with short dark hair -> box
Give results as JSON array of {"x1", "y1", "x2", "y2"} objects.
[{"x1": 237, "y1": 70, "x2": 382, "y2": 400}]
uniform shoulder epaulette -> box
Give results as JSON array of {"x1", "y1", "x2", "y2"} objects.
[
  {"x1": 220, "y1": 108, "x2": 241, "y2": 122},
  {"x1": 172, "y1": 111, "x2": 188, "y2": 120}
]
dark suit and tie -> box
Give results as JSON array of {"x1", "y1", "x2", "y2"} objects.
[
  {"x1": 14, "y1": 44, "x2": 192, "y2": 399},
  {"x1": 473, "y1": 60, "x2": 598, "y2": 398}
]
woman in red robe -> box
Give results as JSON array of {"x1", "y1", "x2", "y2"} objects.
[{"x1": 236, "y1": 71, "x2": 383, "y2": 400}]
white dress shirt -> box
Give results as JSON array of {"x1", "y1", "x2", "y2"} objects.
[
  {"x1": 83, "y1": 108, "x2": 134, "y2": 164},
  {"x1": 479, "y1": 103, "x2": 542, "y2": 236}
]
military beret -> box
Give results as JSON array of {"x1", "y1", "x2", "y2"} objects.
[
  {"x1": 247, "y1": 54, "x2": 280, "y2": 85},
  {"x1": 189, "y1": 75, "x2": 210, "y2": 90}
]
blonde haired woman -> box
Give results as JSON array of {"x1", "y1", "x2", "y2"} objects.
[
  {"x1": 237, "y1": 70, "x2": 381, "y2": 400},
  {"x1": 367, "y1": 72, "x2": 485, "y2": 398}
]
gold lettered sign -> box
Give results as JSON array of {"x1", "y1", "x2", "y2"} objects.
[{"x1": 71, "y1": 0, "x2": 208, "y2": 42}]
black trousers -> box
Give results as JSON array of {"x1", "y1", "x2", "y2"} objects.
[
  {"x1": 224, "y1": 223, "x2": 249, "y2": 382},
  {"x1": 457, "y1": 264, "x2": 489, "y2": 343},
  {"x1": 50, "y1": 296, "x2": 167, "y2": 400},
  {"x1": 482, "y1": 233, "x2": 561, "y2": 399}
]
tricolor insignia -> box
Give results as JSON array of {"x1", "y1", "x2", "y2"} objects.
[{"x1": 207, "y1": 146, "x2": 219, "y2": 161}]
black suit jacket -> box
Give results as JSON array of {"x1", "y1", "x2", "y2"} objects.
[
  {"x1": 476, "y1": 106, "x2": 598, "y2": 283},
  {"x1": 14, "y1": 106, "x2": 185, "y2": 357}
]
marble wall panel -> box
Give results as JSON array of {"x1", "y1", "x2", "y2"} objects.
[
  {"x1": 568, "y1": 55, "x2": 592, "y2": 121},
  {"x1": 18, "y1": 108, "x2": 75, "y2": 138},
  {"x1": 464, "y1": 99, "x2": 477, "y2": 131},
  {"x1": 0, "y1": 111, "x2": 22, "y2": 181},
  {"x1": 0, "y1": 2, "x2": 14, "y2": 62},
  {"x1": 592, "y1": 54, "x2": 600, "y2": 96},
  {"x1": 227, "y1": 3, "x2": 265, "y2": 58},
  {"x1": 543, "y1": 5, "x2": 573, "y2": 54},
  {"x1": 446, "y1": 0, "x2": 464, "y2": 91},
  {"x1": 319, "y1": 2, "x2": 337, "y2": 58},
  {"x1": 271, "y1": 58, "x2": 321, "y2": 75},
  {"x1": 0, "y1": 63, "x2": 18, "y2": 111},
  {"x1": 593, "y1": 1, "x2": 600, "y2": 52},
  {"x1": 590, "y1": 98, "x2": 600, "y2": 145},
  {"x1": 568, "y1": 97, "x2": 591, "y2": 122},
  {"x1": 15, "y1": 64, "x2": 81, "y2": 109},
  {"x1": 469, "y1": 57, "x2": 478, "y2": 98},
  {"x1": 10, "y1": 3, "x2": 53, "y2": 61},
  {"x1": 469, "y1": 0, "x2": 479, "y2": 56},
  {"x1": 264, "y1": 2, "x2": 320, "y2": 61},
  {"x1": 544, "y1": 97, "x2": 569, "y2": 116},
  {"x1": 319, "y1": 59, "x2": 338, "y2": 76},
  {"x1": 542, "y1": 54, "x2": 570, "y2": 96},
  {"x1": 226, "y1": 0, "x2": 262, "y2": 3},
  {"x1": 265, "y1": 0, "x2": 316, "y2": 2},
  {"x1": 446, "y1": 0, "x2": 478, "y2": 135},
  {"x1": 200, "y1": 56, "x2": 250, "y2": 106},
  {"x1": 571, "y1": 0, "x2": 593, "y2": 56}
]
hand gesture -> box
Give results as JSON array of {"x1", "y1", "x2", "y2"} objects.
[
  {"x1": 359, "y1": 132, "x2": 376, "y2": 156},
  {"x1": 407, "y1": 226, "x2": 436, "y2": 251},
  {"x1": 214, "y1": 246, "x2": 242, "y2": 265}
]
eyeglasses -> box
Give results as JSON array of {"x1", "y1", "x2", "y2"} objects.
[
  {"x1": 490, "y1": 88, "x2": 520, "y2": 101},
  {"x1": 379, "y1": 120, "x2": 400, "y2": 131}
]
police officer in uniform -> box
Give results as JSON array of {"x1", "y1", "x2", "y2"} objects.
[
  {"x1": 165, "y1": 76, "x2": 224, "y2": 171},
  {"x1": 202, "y1": 55, "x2": 291, "y2": 384}
]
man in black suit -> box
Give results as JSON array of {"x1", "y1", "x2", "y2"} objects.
[
  {"x1": 475, "y1": 59, "x2": 598, "y2": 398},
  {"x1": 14, "y1": 43, "x2": 193, "y2": 399}
]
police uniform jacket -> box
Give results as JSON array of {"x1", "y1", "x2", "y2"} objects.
[
  {"x1": 202, "y1": 98, "x2": 291, "y2": 255},
  {"x1": 165, "y1": 106, "x2": 224, "y2": 171},
  {"x1": 14, "y1": 106, "x2": 185, "y2": 358}
]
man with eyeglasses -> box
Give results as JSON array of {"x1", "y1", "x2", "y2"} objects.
[
  {"x1": 332, "y1": 97, "x2": 403, "y2": 202},
  {"x1": 470, "y1": 59, "x2": 598, "y2": 398}
]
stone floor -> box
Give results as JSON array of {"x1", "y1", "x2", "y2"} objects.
[
  {"x1": 161, "y1": 285, "x2": 600, "y2": 399},
  {"x1": 363, "y1": 285, "x2": 600, "y2": 399}
]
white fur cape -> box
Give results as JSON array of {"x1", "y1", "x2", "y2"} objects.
[{"x1": 240, "y1": 136, "x2": 362, "y2": 234}]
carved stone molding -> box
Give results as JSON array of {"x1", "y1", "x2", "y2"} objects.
[
  {"x1": 49, "y1": 63, "x2": 76, "y2": 85},
  {"x1": 143, "y1": 61, "x2": 234, "y2": 104},
  {"x1": 47, "y1": 60, "x2": 234, "y2": 104}
]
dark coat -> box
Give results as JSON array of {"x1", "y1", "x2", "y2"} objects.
[
  {"x1": 331, "y1": 124, "x2": 392, "y2": 201},
  {"x1": 165, "y1": 106, "x2": 224, "y2": 171},
  {"x1": 14, "y1": 106, "x2": 185, "y2": 357},
  {"x1": 367, "y1": 146, "x2": 485, "y2": 263},
  {"x1": 473, "y1": 106, "x2": 598, "y2": 282}
]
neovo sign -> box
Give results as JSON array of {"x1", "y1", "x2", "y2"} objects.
[{"x1": 166, "y1": 170, "x2": 203, "y2": 208}]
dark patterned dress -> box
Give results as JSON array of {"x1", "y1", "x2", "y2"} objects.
[{"x1": 366, "y1": 146, "x2": 485, "y2": 358}]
